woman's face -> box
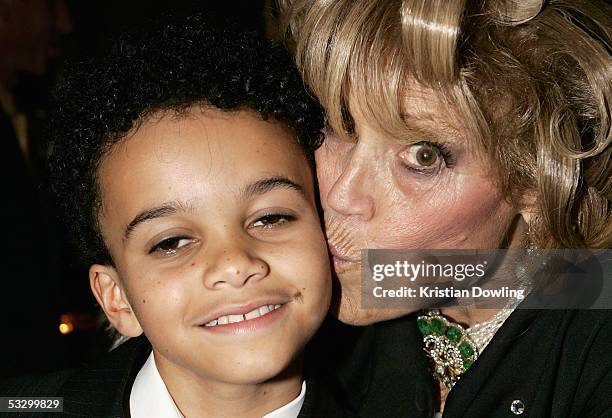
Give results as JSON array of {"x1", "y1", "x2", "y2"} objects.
[{"x1": 316, "y1": 88, "x2": 527, "y2": 325}]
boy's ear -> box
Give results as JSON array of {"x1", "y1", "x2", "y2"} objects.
[{"x1": 89, "y1": 265, "x2": 143, "y2": 337}]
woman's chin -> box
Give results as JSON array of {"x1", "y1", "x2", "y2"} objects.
[{"x1": 331, "y1": 290, "x2": 416, "y2": 325}]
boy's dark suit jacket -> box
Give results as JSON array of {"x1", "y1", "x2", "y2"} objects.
[{"x1": 1, "y1": 335, "x2": 352, "y2": 418}]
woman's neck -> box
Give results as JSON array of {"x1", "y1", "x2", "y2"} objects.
[
  {"x1": 440, "y1": 215, "x2": 529, "y2": 327},
  {"x1": 439, "y1": 307, "x2": 501, "y2": 328},
  {"x1": 154, "y1": 351, "x2": 303, "y2": 418}
]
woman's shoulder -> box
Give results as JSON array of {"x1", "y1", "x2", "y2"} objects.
[
  {"x1": 543, "y1": 310, "x2": 612, "y2": 417},
  {"x1": 541, "y1": 309, "x2": 611, "y2": 350}
]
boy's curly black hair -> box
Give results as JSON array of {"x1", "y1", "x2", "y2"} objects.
[{"x1": 49, "y1": 14, "x2": 324, "y2": 267}]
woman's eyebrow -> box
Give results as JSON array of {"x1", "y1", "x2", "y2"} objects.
[
  {"x1": 400, "y1": 112, "x2": 464, "y2": 142},
  {"x1": 402, "y1": 112, "x2": 454, "y2": 130},
  {"x1": 124, "y1": 201, "x2": 194, "y2": 240},
  {"x1": 241, "y1": 176, "x2": 305, "y2": 200}
]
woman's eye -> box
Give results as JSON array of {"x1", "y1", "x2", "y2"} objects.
[
  {"x1": 399, "y1": 141, "x2": 453, "y2": 174},
  {"x1": 149, "y1": 237, "x2": 192, "y2": 256},
  {"x1": 250, "y1": 214, "x2": 295, "y2": 229}
]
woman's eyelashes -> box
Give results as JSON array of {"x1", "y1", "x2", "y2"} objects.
[
  {"x1": 399, "y1": 141, "x2": 456, "y2": 175},
  {"x1": 149, "y1": 236, "x2": 195, "y2": 256}
]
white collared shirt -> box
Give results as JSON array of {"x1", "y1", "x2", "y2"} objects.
[{"x1": 130, "y1": 352, "x2": 306, "y2": 418}]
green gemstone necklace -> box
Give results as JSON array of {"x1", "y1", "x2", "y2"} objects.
[{"x1": 417, "y1": 308, "x2": 514, "y2": 389}]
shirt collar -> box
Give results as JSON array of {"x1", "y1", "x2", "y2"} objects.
[{"x1": 130, "y1": 351, "x2": 306, "y2": 418}]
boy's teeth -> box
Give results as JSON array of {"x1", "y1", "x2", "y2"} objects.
[
  {"x1": 204, "y1": 304, "x2": 283, "y2": 327},
  {"x1": 245, "y1": 308, "x2": 260, "y2": 320},
  {"x1": 228, "y1": 314, "x2": 243, "y2": 323}
]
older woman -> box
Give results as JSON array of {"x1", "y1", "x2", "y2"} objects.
[{"x1": 280, "y1": 0, "x2": 612, "y2": 416}]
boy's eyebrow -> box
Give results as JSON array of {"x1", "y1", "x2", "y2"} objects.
[
  {"x1": 241, "y1": 176, "x2": 305, "y2": 200},
  {"x1": 124, "y1": 201, "x2": 193, "y2": 240},
  {"x1": 123, "y1": 177, "x2": 304, "y2": 240}
]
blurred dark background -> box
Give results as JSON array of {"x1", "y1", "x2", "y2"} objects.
[{"x1": 0, "y1": 0, "x2": 281, "y2": 378}]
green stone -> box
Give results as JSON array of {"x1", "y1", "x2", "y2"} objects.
[
  {"x1": 459, "y1": 341, "x2": 474, "y2": 358},
  {"x1": 417, "y1": 318, "x2": 432, "y2": 335},
  {"x1": 430, "y1": 318, "x2": 447, "y2": 335},
  {"x1": 463, "y1": 359, "x2": 473, "y2": 370},
  {"x1": 446, "y1": 326, "x2": 462, "y2": 342}
]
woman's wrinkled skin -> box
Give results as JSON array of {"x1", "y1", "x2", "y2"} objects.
[{"x1": 317, "y1": 86, "x2": 529, "y2": 325}]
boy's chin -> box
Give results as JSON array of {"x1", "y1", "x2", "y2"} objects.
[
  {"x1": 155, "y1": 339, "x2": 306, "y2": 387},
  {"x1": 205, "y1": 350, "x2": 303, "y2": 386}
]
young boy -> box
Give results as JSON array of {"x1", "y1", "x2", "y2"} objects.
[{"x1": 1, "y1": 14, "x2": 349, "y2": 417}]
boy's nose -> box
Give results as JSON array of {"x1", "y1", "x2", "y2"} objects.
[{"x1": 203, "y1": 240, "x2": 270, "y2": 289}]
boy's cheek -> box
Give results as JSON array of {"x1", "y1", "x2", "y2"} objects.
[
  {"x1": 279, "y1": 233, "x2": 329, "y2": 278},
  {"x1": 124, "y1": 277, "x2": 184, "y2": 326},
  {"x1": 280, "y1": 233, "x2": 332, "y2": 307}
]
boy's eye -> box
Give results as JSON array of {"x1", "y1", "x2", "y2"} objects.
[
  {"x1": 149, "y1": 236, "x2": 193, "y2": 256},
  {"x1": 249, "y1": 213, "x2": 295, "y2": 229}
]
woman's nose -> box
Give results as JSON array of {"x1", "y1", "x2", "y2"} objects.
[
  {"x1": 203, "y1": 238, "x2": 270, "y2": 290},
  {"x1": 325, "y1": 150, "x2": 376, "y2": 221}
]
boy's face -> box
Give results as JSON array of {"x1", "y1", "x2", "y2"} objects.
[{"x1": 91, "y1": 107, "x2": 331, "y2": 385}]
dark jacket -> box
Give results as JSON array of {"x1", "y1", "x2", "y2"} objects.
[
  {"x1": 322, "y1": 309, "x2": 612, "y2": 417},
  {"x1": 1, "y1": 335, "x2": 353, "y2": 418}
]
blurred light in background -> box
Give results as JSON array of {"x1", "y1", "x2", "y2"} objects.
[
  {"x1": 59, "y1": 322, "x2": 74, "y2": 334},
  {"x1": 59, "y1": 313, "x2": 75, "y2": 334},
  {"x1": 58, "y1": 312, "x2": 97, "y2": 335}
]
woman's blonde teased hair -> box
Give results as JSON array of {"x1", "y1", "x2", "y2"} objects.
[
  {"x1": 280, "y1": 0, "x2": 612, "y2": 249},
  {"x1": 279, "y1": 0, "x2": 467, "y2": 140}
]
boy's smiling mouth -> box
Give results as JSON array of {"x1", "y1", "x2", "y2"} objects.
[
  {"x1": 194, "y1": 294, "x2": 298, "y2": 335},
  {"x1": 203, "y1": 303, "x2": 283, "y2": 327}
]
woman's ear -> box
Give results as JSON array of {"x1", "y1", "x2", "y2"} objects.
[
  {"x1": 89, "y1": 265, "x2": 143, "y2": 337},
  {"x1": 517, "y1": 193, "x2": 540, "y2": 248},
  {"x1": 518, "y1": 191, "x2": 538, "y2": 225},
  {"x1": 521, "y1": 211, "x2": 534, "y2": 225}
]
